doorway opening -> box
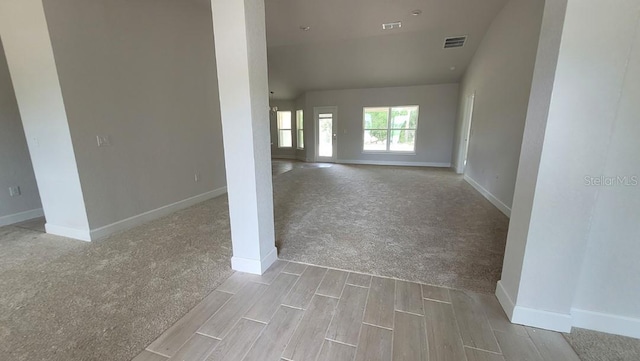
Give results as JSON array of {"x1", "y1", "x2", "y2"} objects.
[
  {"x1": 458, "y1": 92, "x2": 476, "y2": 174},
  {"x1": 314, "y1": 106, "x2": 337, "y2": 163}
]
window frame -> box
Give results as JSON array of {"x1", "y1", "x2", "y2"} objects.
[
  {"x1": 296, "y1": 109, "x2": 304, "y2": 150},
  {"x1": 362, "y1": 105, "x2": 419, "y2": 154},
  {"x1": 277, "y1": 110, "x2": 293, "y2": 148}
]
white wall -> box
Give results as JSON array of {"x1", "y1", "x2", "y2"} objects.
[
  {"x1": 453, "y1": 0, "x2": 545, "y2": 214},
  {"x1": 303, "y1": 84, "x2": 459, "y2": 166},
  {"x1": 41, "y1": 0, "x2": 226, "y2": 234},
  {"x1": 0, "y1": 39, "x2": 43, "y2": 225},
  {"x1": 0, "y1": 0, "x2": 91, "y2": 238},
  {"x1": 571, "y1": 1, "x2": 640, "y2": 335},
  {"x1": 498, "y1": 0, "x2": 567, "y2": 323},
  {"x1": 498, "y1": 0, "x2": 640, "y2": 338}
]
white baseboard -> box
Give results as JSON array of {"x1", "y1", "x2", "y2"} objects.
[
  {"x1": 512, "y1": 305, "x2": 573, "y2": 333},
  {"x1": 89, "y1": 187, "x2": 227, "y2": 241},
  {"x1": 337, "y1": 159, "x2": 451, "y2": 167},
  {"x1": 496, "y1": 280, "x2": 572, "y2": 332},
  {"x1": 495, "y1": 280, "x2": 516, "y2": 319},
  {"x1": 571, "y1": 308, "x2": 640, "y2": 339},
  {"x1": 464, "y1": 174, "x2": 512, "y2": 217},
  {"x1": 231, "y1": 247, "x2": 278, "y2": 275},
  {"x1": 45, "y1": 223, "x2": 91, "y2": 242},
  {"x1": 272, "y1": 155, "x2": 297, "y2": 160},
  {"x1": 0, "y1": 208, "x2": 44, "y2": 227},
  {"x1": 497, "y1": 280, "x2": 639, "y2": 337}
]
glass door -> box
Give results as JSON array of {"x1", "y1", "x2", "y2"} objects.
[{"x1": 314, "y1": 107, "x2": 337, "y2": 162}]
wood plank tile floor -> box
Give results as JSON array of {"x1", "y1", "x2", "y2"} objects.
[{"x1": 132, "y1": 260, "x2": 581, "y2": 361}]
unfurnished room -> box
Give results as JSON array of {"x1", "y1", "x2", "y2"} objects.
[{"x1": 0, "y1": 0, "x2": 639, "y2": 361}]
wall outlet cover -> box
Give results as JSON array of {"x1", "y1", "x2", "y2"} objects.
[
  {"x1": 9, "y1": 186, "x2": 21, "y2": 197},
  {"x1": 97, "y1": 135, "x2": 111, "y2": 147}
]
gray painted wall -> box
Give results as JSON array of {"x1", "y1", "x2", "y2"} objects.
[
  {"x1": 0, "y1": 39, "x2": 42, "y2": 222},
  {"x1": 302, "y1": 84, "x2": 459, "y2": 166},
  {"x1": 42, "y1": 0, "x2": 226, "y2": 230},
  {"x1": 453, "y1": 0, "x2": 545, "y2": 212}
]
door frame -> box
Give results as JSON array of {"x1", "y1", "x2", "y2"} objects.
[
  {"x1": 314, "y1": 106, "x2": 338, "y2": 162},
  {"x1": 457, "y1": 92, "x2": 475, "y2": 174}
]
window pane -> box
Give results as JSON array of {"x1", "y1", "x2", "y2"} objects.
[
  {"x1": 390, "y1": 106, "x2": 418, "y2": 129},
  {"x1": 363, "y1": 130, "x2": 388, "y2": 151},
  {"x1": 318, "y1": 118, "x2": 333, "y2": 157},
  {"x1": 296, "y1": 110, "x2": 303, "y2": 129},
  {"x1": 279, "y1": 130, "x2": 292, "y2": 147},
  {"x1": 389, "y1": 130, "x2": 416, "y2": 152},
  {"x1": 364, "y1": 107, "x2": 389, "y2": 129},
  {"x1": 277, "y1": 111, "x2": 292, "y2": 129},
  {"x1": 297, "y1": 129, "x2": 304, "y2": 149}
]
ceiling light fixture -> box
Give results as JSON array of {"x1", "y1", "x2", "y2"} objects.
[
  {"x1": 382, "y1": 21, "x2": 402, "y2": 30},
  {"x1": 300, "y1": 26, "x2": 310, "y2": 31},
  {"x1": 411, "y1": 9, "x2": 422, "y2": 16}
]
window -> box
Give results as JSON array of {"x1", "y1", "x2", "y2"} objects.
[
  {"x1": 296, "y1": 110, "x2": 304, "y2": 149},
  {"x1": 277, "y1": 111, "x2": 292, "y2": 148},
  {"x1": 363, "y1": 106, "x2": 418, "y2": 152}
]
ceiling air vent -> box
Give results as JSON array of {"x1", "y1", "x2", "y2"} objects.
[
  {"x1": 382, "y1": 21, "x2": 402, "y2": 30},
  {"x1": 444, "y1": 36, "x2": 467, "y2": 49}
]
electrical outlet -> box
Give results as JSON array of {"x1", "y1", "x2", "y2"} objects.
[
  {"x1": 194, "y1": 172, "x2": 200, "y2": 182},
  {"x1": 9, "y1": 186, "x2": 21, "y2": 197},
  {"x1": 96, "y1": 135, "x2": 111, "y2": 147}
]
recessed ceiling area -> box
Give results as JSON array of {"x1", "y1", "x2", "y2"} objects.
[{"x1": 265, "y1": 0, "x2": 508, "y2": 99}]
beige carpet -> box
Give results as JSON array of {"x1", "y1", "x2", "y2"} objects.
[
  {"x1": 273, "y1": 164, "x2": 509, "y2": 293},
  {"x1": 0, "y1": 200, "x2": 233, "y2": 361},
  {"x1": 2, "y1": 162, "x2": 638, "y2": 361},
  {"x1": 564, "y1": 328, "x2": 640, "y2": 361},
  {"x1": 0, "y1": 163, "x2": 508, "y2": 360}
]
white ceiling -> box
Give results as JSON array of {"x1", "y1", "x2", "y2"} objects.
[{"x1": 265, "y1": 0, "x2": 508, "y2": 99}]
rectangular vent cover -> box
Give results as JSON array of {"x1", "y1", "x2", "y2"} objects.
[
  {"x1": 382, "y1": 21, "x2": 402, "y2": 30},
  {"x1": 444, "y1": 36, "x2": 467, "y2": 49}
]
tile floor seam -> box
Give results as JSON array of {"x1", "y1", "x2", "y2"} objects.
[
  {"x1": 315, "y1": 292, "x2": 340, "y2": 299},
  {"x1": 281, "y1": 303, "x2": 305, "y2": 311},
  {"x1": 194, "y1": 332, "x2": 222, "y2": 340},
  {"x1": 324, "y1": 337, "x2": 358, "y2": 348},
  {"x1": 145, "y1": 290, "x2": 234, "y2": 356},
  {"x1": 280, "y1": 261, "x2": 486, "y2": 296},
  {"x1": 494, "y1": 329, "x2": 546, "y2": 361},
  {"x1": 238, "y1": 317, "x2": 269, "y2": 361},
  {"x1": 436, "y1": 298, "x2": 469, "y2": 360},
  {"x1": 464, "y1": 345, "x2": 504, "y2": 355},
  {"x1": 241, "y1": 316, "x2": 267, "y2": 325},
  {"x1": 361, "y1": 321, "x2": 393, "y2": 331},
  {"x1": 394, "y1": 308, "x2": 425, "y2": 318},
  {"x1": 205, "y1": 283, "x2": 268, "y2": 341},
  {"x1": 345, "y1": 283, "x2": 369, "y2": 289},
  {"x1": 422, "y1": 297, "x2": 451, "y2": 304},
  {"x1": 390, "y1": 279, "x2": 397, "y2": 361},
  {"x1": 353, "y1": 278, "x2": 373, "y2": 360},
  {"x1": 321, "y1": 273, "x2": 351, "y2": 353},
  {"x1": 143, "y1": 348, "x2": 170, "y2": 358}
]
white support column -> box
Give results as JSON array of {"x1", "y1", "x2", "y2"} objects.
[
  {"x1": 210, "y1": 0, "x2": 277, "y2": 274},
  {"x1": 0, "y1": 0, "x2": 91, "y2": 241},
  {"x1": 498, "y1": 0, "x2": 640, "y2": 335}
]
